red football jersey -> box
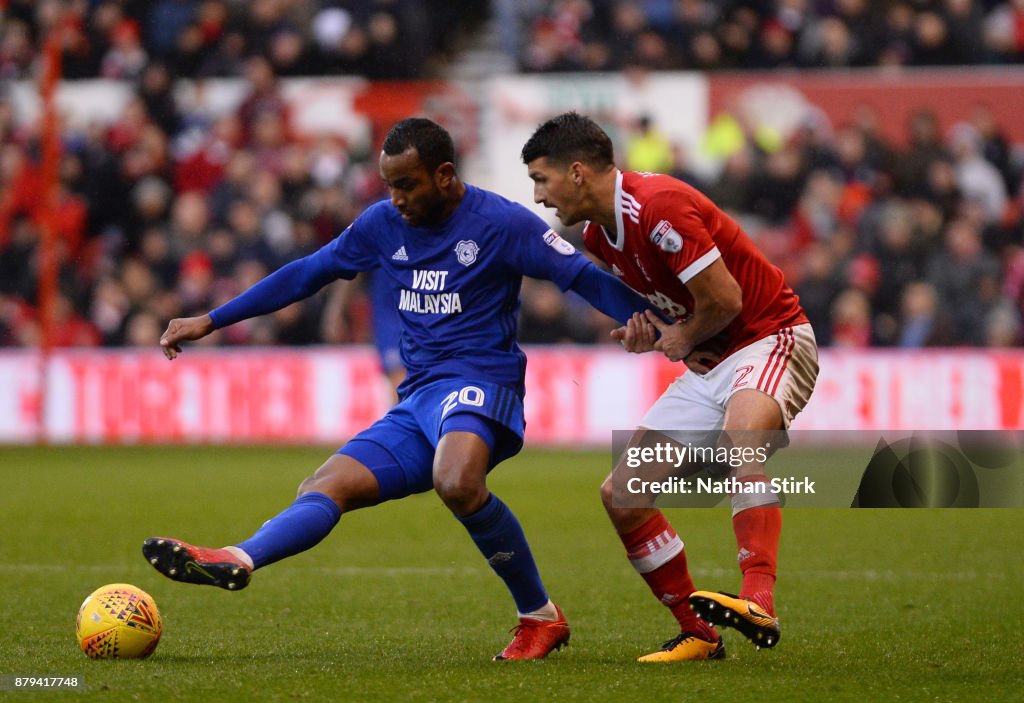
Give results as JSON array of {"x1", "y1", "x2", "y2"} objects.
[{"x1": 582, "y1": 171, "x2": 807, "y2": 358}]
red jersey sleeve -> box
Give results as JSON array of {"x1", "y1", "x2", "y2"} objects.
[{"x1": 641, "y1": 189, "x2": 721, "y2": 284}]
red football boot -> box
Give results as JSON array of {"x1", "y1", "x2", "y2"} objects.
[
  {"x1": 142, "y1": 537, "x2": 251, "y2": 591},
  {"x1": 493, "y1": 604, "x2": 570, "y2": 660}
]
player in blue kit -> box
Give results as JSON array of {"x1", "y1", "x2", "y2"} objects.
[
  {"x1": 143, "y1": 118, "x2": 651, "y2": 660},
  {"x1": 324, "y1": 269, "x2": 406, "y2": 393},
  {"x1": 368, "y1": 269, "x2": 405, "y2": 391}
]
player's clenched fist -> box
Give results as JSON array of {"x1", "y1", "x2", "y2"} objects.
[
  {"x1": 160, "y1": 314, "x2": 214, "y2": 360},
  {"x1": 610, "y1": 311, "x2": 658, "y2": 353},
  {"x1": 644, "y1": 310, "x2": 693, "y2": 363}
]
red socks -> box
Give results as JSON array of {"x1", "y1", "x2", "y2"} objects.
[
  {"x1": 620, "y1": 513, "x2": 715, "y2": 639},
  {"x1": 619, "y1": 474, "x2": 781, "y2": 634},
  {"x1": 731, "y1": 476, "x2": 782, "y2": 615}
]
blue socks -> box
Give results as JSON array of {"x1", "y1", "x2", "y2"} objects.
[
  {"x1": 235, "y1": 492, "x2": 341, "y2": 569},
  {"x1": 457, "y1": 494, "x2": 548, "y2": 614},
  {"x1": 233, "y1": 489, "x2": 547, "y2": 617}
]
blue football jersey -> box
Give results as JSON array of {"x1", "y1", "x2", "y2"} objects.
[{"x1": 313, "y1": 185, "x2": 589, "y2": 395}]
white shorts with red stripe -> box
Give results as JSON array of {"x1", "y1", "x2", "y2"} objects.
[{"x1": 639, "y1": 323, "x2": 819, "y2": 431}]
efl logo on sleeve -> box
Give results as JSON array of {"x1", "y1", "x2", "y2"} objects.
[
  {"x1": 650, "y1": 220, "x2": 683, "y2": 253},
  {"x1": 542, "y1": 229, "x2": 576, "y2": 256}
]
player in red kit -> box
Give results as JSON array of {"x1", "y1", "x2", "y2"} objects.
[{"x1": 522, "y1": 113, "x2": 818, "y2": 661}]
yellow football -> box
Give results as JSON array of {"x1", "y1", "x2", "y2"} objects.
[{"x1": 75, "y1": 583, "x2": 162, "y2": 659}]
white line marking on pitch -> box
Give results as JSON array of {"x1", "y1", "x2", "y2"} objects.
[
  {"x1": 691, "y1": 567, "x2": 1007, "y2": 582},
  {"x1": 0, "y1": 564, "x2": 1010, "y2": 581},
  {"x1": 0, "y1": 564, "x2": 482, "y2": 577}
]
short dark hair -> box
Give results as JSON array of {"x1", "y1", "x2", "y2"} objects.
[
  {"x1": 382, "y1": 118, "x2": 456, "y2": 174},
  {"x1": 521, "y1": 112, "x2": 614, "y2": 168}
]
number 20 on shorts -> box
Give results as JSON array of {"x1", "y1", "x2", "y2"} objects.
[{"x1": 441, "y1": 386, "x2": 485, "y2": 417}]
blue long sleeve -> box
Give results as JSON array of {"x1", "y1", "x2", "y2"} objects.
[
  {"x1": 209, "y1": 251, "x2": 349, "y2": 329},
  {"x1": 567, "y1": 262, "x2": 654, "y2": 325}
]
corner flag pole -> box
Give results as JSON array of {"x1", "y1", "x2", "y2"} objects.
[{"x1": 36, "y1": 22, "x2": 63, "y2": 443}]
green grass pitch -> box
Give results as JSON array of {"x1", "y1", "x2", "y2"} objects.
[{"x1": 1, "y1": 445, "x2": 1021, "y2": 702}]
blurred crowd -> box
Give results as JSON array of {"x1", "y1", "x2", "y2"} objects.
[
  {"x1": 0, "y1": 0, "x2": 486, "y2": 81},
  {"x1": 0, "y1": 51, "x2": 399, "y2": 349},
  {"x1": 9, "y1": 1, "x2": 1022, "y2": 82},
  {"x1": 0, "y1": 0, "x2": 1022, "y2": 351},
  {"x1": 698, "y1": 102, "x2": 1024, "y2": 348},
  {"x1": 523, "y1": 103, "x2": 1024, "y2": 348},
  {"x1": 501, "y1": 0, "x2": 1024, "y2": 73}
]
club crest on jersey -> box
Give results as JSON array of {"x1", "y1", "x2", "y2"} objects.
[
  {"x1": 454, "y1": 239, "x2": 479, "y2": 266},
  {"x1": 651, "y1": 220, "x2": 683, "y2": 253},
  {"x1": 542, "y1": 229, "x2": 576, "y2": 256}
]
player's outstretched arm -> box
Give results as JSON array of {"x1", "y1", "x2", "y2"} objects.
[
  {"x1": 211, "y1": 253, "x2": 341, "y2": 329},
  {"x1": 568, "y1": 262, "x2": 655, "y2": 327},
  {"x1": 160, "y1": 248, "x2": 351, "y2": 360},
  {"x1": 160, "y1": 314, "x2": 214, "y2": 360}
]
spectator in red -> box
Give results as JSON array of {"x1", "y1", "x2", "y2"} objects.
[
  {"x1": 174, "y1": 114, "x2": 240, "y2": 195},
  {"x1": 831, "y1": 288, "x2": 873, "y2": 346},
  {"x1": 49, "y1": 293, "x2": 102, "y2": 347}
]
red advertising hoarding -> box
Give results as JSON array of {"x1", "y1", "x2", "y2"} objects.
[{"x1": 0, "y1": 348, "x2": 1020, "y2": 445}]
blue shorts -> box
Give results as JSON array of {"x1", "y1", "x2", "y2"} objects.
[{"x1": 337, "y1": 379, "x2": 525, "y2": 501}]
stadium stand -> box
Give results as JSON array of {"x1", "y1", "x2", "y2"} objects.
[
  {"x1": 0, "y1": 1, "x2": 1022, "y2": 350},
  {"x1": 0, "y1": 0, "x2": 488, "y2": 80},
  {"x1": 503, "y1": 0, "x2": 1024, "y2": 73}
]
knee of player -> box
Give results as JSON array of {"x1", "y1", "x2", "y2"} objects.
[
  {"x1": 600, "y1": 472, "x2": 638, "y2": 506},
  {"x1": 298, "y1": 475, "x2": 335, "y2": 502},
  {"x1": 297, "y1": 475, "x2": 316, "y2": 497},
  {"x1": 599, "y1": 476, "x2": 617, "y2": 508},
  {"x1": 297, "y1": 474, "x2": 355, "y2": 512},
  {"x1": 600, "y1": 485, "x2": 633, "y2": 520},
  {"x1": 601, "y1": 471, "x2": 657, "y2": 516},
  {"x1": 433, "y1": 467, "x2": 487, "y2": 514}
]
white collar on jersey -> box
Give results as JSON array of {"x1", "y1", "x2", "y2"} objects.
[{"x1": 598, "y1": 170, "x2": 626, "y2": 251}]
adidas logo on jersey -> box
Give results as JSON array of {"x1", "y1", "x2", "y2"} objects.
[{"x1": 392, "y1": 246, "x2": 409, "y2": 261}]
